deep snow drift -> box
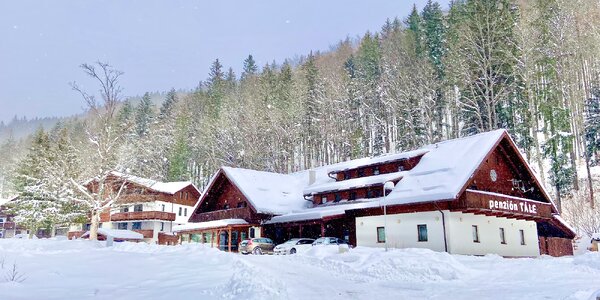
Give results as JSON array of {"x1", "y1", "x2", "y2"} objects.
[{"x1": 0, "y1": 239, "x2": 598, "y2": 300}]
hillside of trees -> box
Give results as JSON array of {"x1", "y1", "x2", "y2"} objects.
[{"x1": 2, "y1": 0, "x2": 600, "y2": 236}]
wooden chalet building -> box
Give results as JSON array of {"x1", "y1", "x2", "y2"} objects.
[
  {"x1": 181, "y1": 130, "x2": 575, "y2": 256},
  {"x1": 69, "y1": 172, "x2": 201, "y2": 245},
  {"x1": 0, "y1": 197, "x2": 26, "y2": 238}
]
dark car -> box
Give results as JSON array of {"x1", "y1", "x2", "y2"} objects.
[{"x1": 239, "y1": 238, "x2": 275, "y2": 255}]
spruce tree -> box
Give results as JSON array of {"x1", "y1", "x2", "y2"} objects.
[
  {"x1": 241, "y1": 54, "x2": 258, "y2": 80},
  {"x1": 159, "y1": 88, "x2": 178, "y2": 119},
  {"x1": 135, "y1": 92, "x2": 154, "y2": 136}
]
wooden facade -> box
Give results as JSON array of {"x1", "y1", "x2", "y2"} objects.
[
  {"x1": 190, "y1": 171, "x2": 269, "y2": 224},
  {"x1": 188, "y1": 130, "x2": 576, "y2": 256}
]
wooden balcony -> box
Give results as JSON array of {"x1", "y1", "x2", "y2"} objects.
[
  {"x1": 0, "y1": 222, "x2": 16, "y2": 229},
  {"x1": 133, "y1": 229, "x2": 154, "y2": 239},
  {"x1": 191, "y1": 207, "x2": 253, "y2": 223},
  {"x1": 110, "y1": 211, "x2": 176, "y2": 222},
  {"x1": 453, "y1": 189, "x2": 553, "y2": 220}
]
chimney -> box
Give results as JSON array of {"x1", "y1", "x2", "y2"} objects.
[{"x1": 308, "y1": 170, "x2": 316, "y2": 185}]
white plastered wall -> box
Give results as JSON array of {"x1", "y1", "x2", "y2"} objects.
[
  {"x1": 446, "y1": 211, "x2": 539, "y2": 257},
  {"x1": 355, "y1": 210, "x2": 540, "y2": 257},
  {"x1": 356, "y1": 211, "x2": 446, "y2": 252}
]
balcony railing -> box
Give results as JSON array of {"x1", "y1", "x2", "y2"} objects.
[
  {"x1": 0, "y1": 222, "x2": 16, "y2": 229},
  {"x1": 111, "y1": 211, "x2": 176, "y2": 222},
  {"x1": 133, "y1": 229, "x2": 154, "y2": 239},
  {"x1": 191, "y1": 207, "x2": 253, "y2": 223}
]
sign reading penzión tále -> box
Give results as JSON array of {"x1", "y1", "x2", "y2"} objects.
[{"x1": 488, "y1": 200, "x2": 537, "y2": 215}]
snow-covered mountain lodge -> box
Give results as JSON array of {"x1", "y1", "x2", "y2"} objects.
[
  {"x1": 177, "y1": 129, "x2": 575, "y2": 257},
  {"x1": 70, "y1": 172, "x2": 201, "y2": 245}
]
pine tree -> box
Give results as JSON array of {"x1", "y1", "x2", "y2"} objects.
[
  {"x1": 159, "y1": 88, "x2": 178, "y2": 119},
  {"x1": 241, "y1": 54, "x2": 258, "y2": 80},
  {"x1": 135, "y1": 92, "x2": 154, "y2": 136}
]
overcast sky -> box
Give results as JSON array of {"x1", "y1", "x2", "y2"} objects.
[{"x1": 0, "y1": 0, "x2": 450, "y2": 123}]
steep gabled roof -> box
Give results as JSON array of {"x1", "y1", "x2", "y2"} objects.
[{"x1": 193, "y1": 167, "x2": 309, "y2": 216}]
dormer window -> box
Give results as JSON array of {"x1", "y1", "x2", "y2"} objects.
[
  {"x1": 321, "y1": 196, "x2": 328, "y2": 204},
  {"x1": 373, "y1": 167, "x2": 380, "y2": 175}
]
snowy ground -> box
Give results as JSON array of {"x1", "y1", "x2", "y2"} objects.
[{"x1": 0, "y1": 239, "x2": 599, "y2": 300}]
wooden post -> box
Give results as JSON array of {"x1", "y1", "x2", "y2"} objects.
[
  {"x1": 228, "y1": 227, "x2": 232, "y2": 252},
  {"x1": 212, "y1": 230, "x2": 216, "y2": 249}
]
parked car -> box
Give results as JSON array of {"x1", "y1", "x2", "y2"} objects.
[
  {"x1": 274, "y1": 238, "x2": 315, "y2": 255},
  {"x1": 239, "y1": 238, "x2": 275, "y2": 255},
  {"x1": 312, "y1": 237, "x2": 347, "y2": 246}
]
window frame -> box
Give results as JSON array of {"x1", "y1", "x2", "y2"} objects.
[
  {"x1": 472, "y1": 225, "x2": 480, "y2": 243},
  {"x1": 133, "y1": 204, "x2": 143, "y2": 212},
  {"x1": 373, "y1": 166, "x2": 380, "y2": 175},
  {"x1": 417, "y1": 224, "x2": 428, "y2": 242},
  {"x1": 321, "y1": 196, "x2": 327, "y2": 204},
  {"x1": 499, "y1": 227, "x2": 506, "y2": 244},
  {"x1": 178, "y1": 207, "x2": 182, "y2": 216},
  {"x1": 519, "y1": 229, "x2": 526, "y2": 245},
  {"x1": 376, "y1": 226, "x2": 386, "y2": 243},
  {"x1": 131, "y1": 222, "x2": 142, "y2": 230},
  {"x1": 334, "y1": 193, "x2": 342, "y2": 202}
]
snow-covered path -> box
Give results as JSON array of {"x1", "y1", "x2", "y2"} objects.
[{"x1": 0, "y1": 239, "x2": 598, "y2": 300}]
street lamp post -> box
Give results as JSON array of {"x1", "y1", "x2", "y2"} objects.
[{"x1": 382, "y1": 181, "x2": 395, "y2": 252}]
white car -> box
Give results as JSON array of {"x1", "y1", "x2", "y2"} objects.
[{"x1": 273, "y1": 238, "x2": 315, "y2": 255}]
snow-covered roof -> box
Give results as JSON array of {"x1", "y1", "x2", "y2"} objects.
[
  {"x1": 220, "y1": 167, "x2": 310, "y2": 215},
  {"x1": 326, "y1": 149, "x2": 429, "y2": 174},
  {"x1": 301, "y1": 129, "x2": 505, "y2": 205},
  {"x1": 109, "y1": 171, "x2": 199, "y2": 195},
  {"x1": 0, "y1": 196, "x2": 17, "y2": 207},
  {"x1": 173, "y1": 219, "x2": 248, "y2": 232},
  {"x1": 303, "y1": 172, "x2": 404, "y2": 195},
  {"x1": 81, "y1": 228, "x2": 144, "y2": 240}
]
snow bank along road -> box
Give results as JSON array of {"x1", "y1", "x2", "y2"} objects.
[{"x1": 0, "y1": 239, "x2": 598, "y2": 300}]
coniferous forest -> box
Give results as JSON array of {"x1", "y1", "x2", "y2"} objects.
[{"x1": 2, "y1": 0, "x2": 600, "y2": 235}]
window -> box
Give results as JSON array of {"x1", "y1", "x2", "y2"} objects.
[
  {"x1": 417, "y1": 224, "x2": 428, "y2": 242},
  {"x1": 185, "y1": 192, "x2": 188, "y2": 200},
  {"x1": 132, "y1": 222, "x2": 142, "y2": 230},
  {"x1": 373, "y1": 167, "x2": 380, "y2": 175},
  {"x1": 321, "y1": 196, "x2": 327, "y2": 204},
  {"x1": 237, "y1": 201, "x2": 247, "y2": 208},
  {"x1": 120, "y1": 207, "x2": 129, "y2": 213},
  {"x1": 161, "y1": 204, "x2": 165, "y2": 212},
  {"x1": 249, "y1": 227, "x2": 255, "y2": 238},
  {"x1": 377, "y1": 227, "x2": 386, "y2": 243},
  {"x1": 160, "y1": 222, "x2": 165, "y2": 231},
  {"x1": 366, "y1": 190, "x2": 373, "y2": 198},
  {"x1": 184, "y1": 208, "x2": 187, "y2": 216},
  {"x1": 397, "y1": 164, "x2": 405, "y2": 172},
  {"x1": 223, "y1": 204, "x2": 230, "y2": 209},
  {"x1": 499, "y1": 228, "x2": 506, "y2": 244},
  {"x1": 472, "y1": 225, "x2": 480, "y2": 243},
  {"x1": 134, "y1": 204, "x2": 143, "y2": 212},
  {"x1": 117, "y1": 223, "x2": 127, "y2": 230},
  {"x1": 178, "y1": 207, "x2": 182, "y2": 216},
  {"x1": 519, "y1": 229, "x2": 526, "y2": 245},
  {"x1": 344, "y1": 171, "x2": 351, "y2": 180},
  {"x1": 349, "y1": 192, "x2": 357, "y2": 201},
  {"x1": 0, "y1": 218, "x2": 5, "y2": 223},
  {"x1": 358, "y1": 169, "x2": 365, "y2": 177},
  {"x1": 334, "y1": 194, "x2": 342, "y2": 202}
]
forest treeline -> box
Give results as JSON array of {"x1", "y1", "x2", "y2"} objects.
[{"x1": 2, "y1": 0, "x2": 600, "y2": 234}]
